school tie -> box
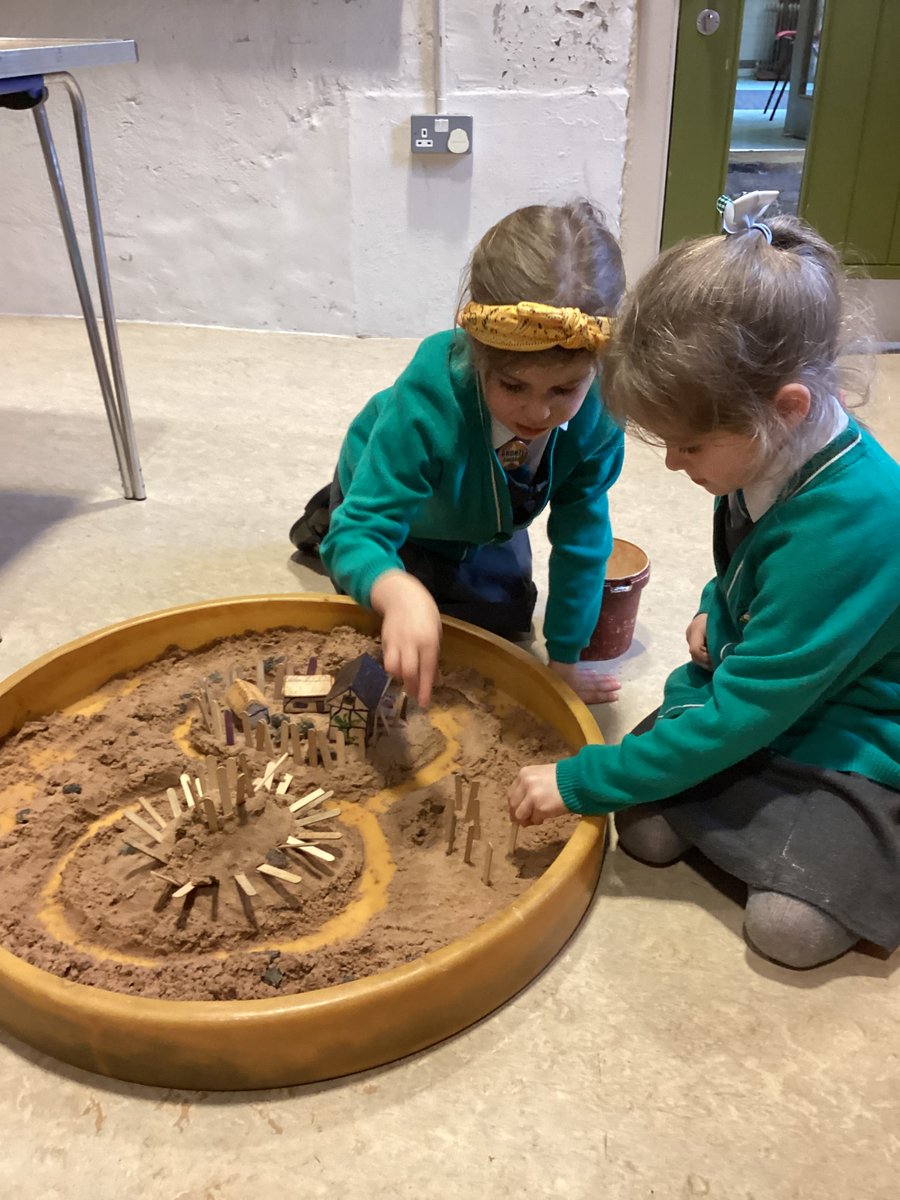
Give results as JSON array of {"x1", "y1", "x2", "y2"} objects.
[{"x1": 497, "y1": 437, "x2": 530, "y2": 472}]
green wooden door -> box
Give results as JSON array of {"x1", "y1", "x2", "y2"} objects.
[
  {"x1": 662, "y1": 0, "x2": 900, "y2": 278},
  {"x1": 661, "y1": 1, "x2": 744, "y2": 247},
  {"x1": 801, "y1": 0, "x2": 900, "y2": 278}
]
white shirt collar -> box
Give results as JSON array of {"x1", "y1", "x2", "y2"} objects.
[
  {"x1": 491, "y1": 417, "x2": 566, "y2": 478},
  {"x1": 490, "y1": 417, "x2": 568, "y2": 449},
  {"x1": 740, "y1": 397, "x2": 849, "y2": 522}
]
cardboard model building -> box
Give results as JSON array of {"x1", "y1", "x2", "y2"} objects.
[
  {"x1": 282, "y1": 672, "x2": 335, "y2": 715},
  {"x1": 324, "y1": 653, "x2": 407, "y2": 746}
]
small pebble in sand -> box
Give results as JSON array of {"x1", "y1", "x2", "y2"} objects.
[
  {"x1": 62, "y1": 783, "x2": 82, "y2": 795},
  {"x1": 15, "y1": 808, "x2": 31, "y2": 824},
  {"x1": 262, "y1": 965, "x2": 284, "y2": 988}
]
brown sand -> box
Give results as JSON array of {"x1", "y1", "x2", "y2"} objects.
[{"x1": 0, "y1": 626, "x2": 578, "y2": 1001}]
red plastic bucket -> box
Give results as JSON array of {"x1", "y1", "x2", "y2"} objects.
[{"x1": 580, "y1": 538, "x2": 651, "y2": 661}]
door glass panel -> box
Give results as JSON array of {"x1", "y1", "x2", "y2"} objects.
[{"x1": 726, "y1": 0, "x2": 827, "y2": 214}]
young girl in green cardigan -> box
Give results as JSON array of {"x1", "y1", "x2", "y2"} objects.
[
  {"x1": 290, "y1": 201, "x2": 626, "y2": 709},
  {"x1": 508, "y1": 199, "x2": 900, "y2": 971}
]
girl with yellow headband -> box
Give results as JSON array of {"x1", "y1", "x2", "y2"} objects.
[{"x1": 289, "y1": 201, "x2": 626, "y2": 708}]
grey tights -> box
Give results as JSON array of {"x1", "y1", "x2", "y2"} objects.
[{"x1": 614, "y1": 806, "x2": 857, "y2": 969}]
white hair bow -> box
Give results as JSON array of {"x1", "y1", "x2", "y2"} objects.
[{"x1": 717, "y1": 190, "x2": 779, "y2": 242}]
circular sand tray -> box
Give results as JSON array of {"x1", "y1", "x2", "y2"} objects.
[{"x1": 0, "y1": 595, "x2": 605, "y2": 1090}]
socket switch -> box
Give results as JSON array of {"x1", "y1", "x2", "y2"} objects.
[{"x1": 411, "y1": 114, "x2": 473, "y2": 155}]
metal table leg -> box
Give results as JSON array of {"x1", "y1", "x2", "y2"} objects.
[{"x1": 32, "y1": 71, "x2": 146, "y2": 500}]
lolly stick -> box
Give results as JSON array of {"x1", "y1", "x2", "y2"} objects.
[
  {"x1": 507, "y1": 823, "x2": 519, "y2": 857},
  {"x1": 261, "y1": 753, "x2": 289, "y2": 791},
  {"x1": 463, "y1": 823, "x2": 476, "y2": 865},
  {"x1": 205, "y1": 754, "x2": 219, "y2": 799},
  {"x1": 287, "y1": 829, "x2": 343, "y2": 841},
  {"x1": 289, "y1": 843, "x2": 336, "y2": 863},
  {"x1": 446, "y1": 809, "x2": 457, "y2": 855},
  {"x1": 290, "y1": 720, "x2": 305, "y2": 766},
  {"x1": 257, "y1": 863, "x2": 304, "y2": 884},
  {"x1": 218, "y1": 761, "x2": 234, "y2": 817},
  {"x1": 124, "y1": 840, "x2": 168, "y2": 864},
  {"x1": 318, "y1": 732, "x2": 332, "y2": 768},
  {"x1": 234, "y1": 872, "x2": 257, "y2": 897},
  {"x1": 151, "y1": 870, "x2": 182, "y2": 888},
  {"x1": 172, "y1": 881, "x2": 195, "y2": 899},
  {"x1": 481, "y1": 842, "x2": 494, "y2": 886},
  {"x1": 212, "y1": 699, "x2": 226, "y2": 741},
  {"x1": 226, "y1": 755, "x2": 239, "y2": 800},
  {"x1": 138, "y1": 797, "x2": 167, "y2": 830},
  {"x1": 179, "y1": 772, "x2": 196, "y2": 810},
  {"x1": 293, "y1": 806, "x2": 340, "y2": 828},
  {"x1": 166, "y1": 787, "x2": 182, "y2": 819},
  {"x1": 464, "y1": 781, "x2": 481, "y2": 824},
  {"x1": 261, "y1": 721, "x2": 276, "y2": 757},
  {"x1": 289, "y1": 787, "x2": 331, "y2": 813},
  {"x1": 201, "y1": 797, "x2": 219, "y2": 834},
  {"x1": 124, "y1": 809, "x2": 165, "y2": 844}
]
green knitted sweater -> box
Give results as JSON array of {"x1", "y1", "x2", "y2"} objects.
[
  {"x1": 557, "y1": 422, "x2": 900, "y2": 812},
  {"x1": 321, "y1": 330, "x2": 624, "y2": 662}
]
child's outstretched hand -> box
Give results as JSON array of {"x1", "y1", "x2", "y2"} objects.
[
  {"x1": 370, "y1": 570, "x2": 442, "y2": 708},
  {"x1": 507, "y1": 764, "x2": 568, "y2": 826},
  {"x1": 548, "y1": 659, "x2": 620, "y2": 704},
  {"x1": 685, "y1": 613, "x2": 712, "y2": 670}
]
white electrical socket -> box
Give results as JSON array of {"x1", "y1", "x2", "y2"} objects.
[{"x1": 410, "y1": 115, "x2": 473, "y2": 155}]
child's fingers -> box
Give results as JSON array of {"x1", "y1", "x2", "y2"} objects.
[
  {"x1": 577, "y1": 670, "x2": 621, "y2": 705},
  {"x1": 416, "y1": 641, "x2": 439, "y2": 708},
  {"x1": 397, "y1": 645, "x2": 422, "y2": 710},
  {"x1": 507, "y1": 774, "x2": 524, "y2": 817},
  {"x1": 513, "y1": 795, "x2": 535, "y2": 826},
  {"x1": 382, "y1": 639, "x2": 402, "y2": 682},
  {"x1": 508, "y1": 774, "x2": 532, "y2": 823}
]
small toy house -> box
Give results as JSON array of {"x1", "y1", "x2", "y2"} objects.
[
  {"x1": 282, "y1": 674, "x2": 335, "y2": 715},
  {"x1": 225, "y1": 678, "x2": 269, "y2": 728},
  {"x1": 324, "y1": 653, "x2": 407, "y2": 746}
]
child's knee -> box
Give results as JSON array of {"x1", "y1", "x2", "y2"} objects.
[
  {"x1": 743, "y1": 889, "x2": 857, "y2": 969},
  {"x1": 614, "y1": 806, "x2": 690, "y2": 865}
]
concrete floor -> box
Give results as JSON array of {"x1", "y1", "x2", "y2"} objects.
[{"x1": 0, "y1": 317, "x2": 897, "y2": 1199}]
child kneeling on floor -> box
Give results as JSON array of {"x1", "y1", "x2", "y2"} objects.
[
  {"x1": 507, "y1": 196, "x2": 900, "y2": 970},
  {"x1": 290, "y1": 201, "x2": 626, "y2": 709}
]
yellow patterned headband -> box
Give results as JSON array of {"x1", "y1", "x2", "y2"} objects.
[{"x1": 457, "y1": 300, "x2": 613, "y2": 354}]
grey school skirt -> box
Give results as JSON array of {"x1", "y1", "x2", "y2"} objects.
[{"x1": 632, "y1": 714, "x2": 900, "y2": 950}]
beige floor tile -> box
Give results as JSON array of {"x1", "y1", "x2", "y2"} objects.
[{"x1": 0, "y1": 319, "x2": 897, "y2": 1200}]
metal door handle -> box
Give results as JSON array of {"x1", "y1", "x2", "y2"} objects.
[{"x1": 697, "y1": 8, "x2": 721, "y2": 35}]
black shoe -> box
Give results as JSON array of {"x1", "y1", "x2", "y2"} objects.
[{"x1": 289, "y1": 483, "x2": 332, "y2": 554}]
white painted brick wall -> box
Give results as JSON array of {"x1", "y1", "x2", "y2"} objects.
[{"x1": 0, "y1": 0, "x2": 634, "y2": 336}]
